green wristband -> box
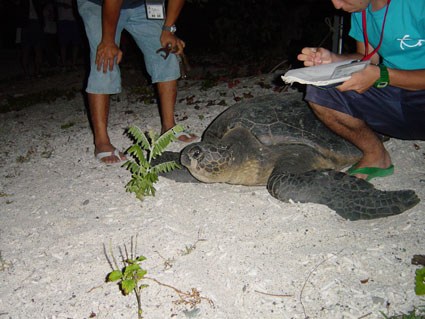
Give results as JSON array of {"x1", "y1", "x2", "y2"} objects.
[{"x1": 374, "y1": 64, "x2": 389, "y2": 88}]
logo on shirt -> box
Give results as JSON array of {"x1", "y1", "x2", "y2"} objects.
[{"x1": 397, "y1": 35, "x2": 425, "y2": 50}]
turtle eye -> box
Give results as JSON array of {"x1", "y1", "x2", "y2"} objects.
[{"x1": 191, "y1": 146, "x2": 202, "y2": 159}]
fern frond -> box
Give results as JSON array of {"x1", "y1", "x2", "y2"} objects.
[
  {"x1": 171, "y1": 124, "x2": 184, "y2": 136},
  {"x1": 135, "y1": 178, "x2": 155, "y2": 198},
  {"x1": 127, "y1": 145, "x2": 149, "y2": 167},
  {"x1": 151, "y1": 125, "x2": 183, "y2": 158},
  {"x1": 122, "y1": 160, "x2": 141, "y2": 174},
  {"x1": 127, "y1": 125, "x2": 150, "y2": 150},
  {"x1": 126, "y1": 177, "x2": 155, "y2": 199},
  {"x1": 124, "y1": 124, "x2": 183, "y2": 201},
  {"x1": 148, "y1": 130, "x2": 159, "y2": 143},
  {"x1": 145, "y1": 173, "x2": 159, "y2": 183},
  {"x1": 152, "y1": 161, "x2": 181, "y2": 174}
]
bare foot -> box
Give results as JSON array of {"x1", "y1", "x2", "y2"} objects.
[{"x1": 95, "y1": 144, "x2": 126, "y2": 164}]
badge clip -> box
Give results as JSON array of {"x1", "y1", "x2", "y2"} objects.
[{"x1": 145, "y1": 0, "x2": 165, "y2": 20}]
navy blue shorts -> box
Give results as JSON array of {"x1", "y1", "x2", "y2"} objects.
[{"x1": 305, "y1": 84, "x2": 425, "y2": 140}]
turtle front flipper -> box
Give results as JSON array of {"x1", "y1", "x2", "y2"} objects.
[{"x1": 267, "y1": 169, "x2": 420, "y2": 220}]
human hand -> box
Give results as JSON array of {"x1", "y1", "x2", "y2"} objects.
[
  {"x1": 95, "y1": 41, "x2": 123, "y2": 73},
  {"x1": 336, "y1": 64, "x2": 380, "y2": 93},
  {"x1": 297, "y1": 47, "x2": 333, "y2": 66},
  {"x1": 160, "y1": 32, "x2": 185, "y2": 55}
]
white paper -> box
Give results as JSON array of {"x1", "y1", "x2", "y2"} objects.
[{"x1": 281, "y1": 60, "x2": 370, "y2": 86}]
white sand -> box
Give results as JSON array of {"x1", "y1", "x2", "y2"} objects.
[{"x1": 0, "y1": 71, "x2": 424, "y2": 319}]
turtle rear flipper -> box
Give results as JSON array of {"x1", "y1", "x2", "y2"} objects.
[{"x1": 267, "y1": 169, "x2": 420, "y2": 221}]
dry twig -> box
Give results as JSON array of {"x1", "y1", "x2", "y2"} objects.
[
  {"x1": 145, "y1": 276, "x2": 215, "y2": 309},
  {"x1": 255, "y1": 290, "x2": 292, "y2": 298},
  {"x1": 300, "y1": 249, "x2": 344, "y2": 319}
]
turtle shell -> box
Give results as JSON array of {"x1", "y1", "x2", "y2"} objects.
[{"x1": 203, "y1": 93, "x2": 362, "y2": 162}]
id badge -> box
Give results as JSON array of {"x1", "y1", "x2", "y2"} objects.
[{"x1": 145, "y1": 0, "x2": 165, "y2": 19}]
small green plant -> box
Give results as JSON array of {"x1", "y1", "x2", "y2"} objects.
[
  {"x1": 105, "y1": 238, "x2": 148, "y2": 319},
  {"x1": 200, "y1": 76, "x2": 219, "y2": 91},
  {"x1": 379, "y1": 259, "x2": 425, "y2": 319},
  {"x1": 416, "y1": 267, "x2": 425, "y2": 296},
  {"x1": 381, "y1": 305, "x2": 425, "y2": 319},
  {"x1": 123, "y1": 125, "x2": 183, "y2": 200},
  {"x1": 60, "y1": 121, "x2": 76, "y2": 129},
  {"x1": 104, "y1": 237, "x2": 215, "y2": 318}
]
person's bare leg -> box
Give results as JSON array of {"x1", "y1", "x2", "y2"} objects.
[
  {"x1": 309, "y1": 102, "x2": 392, "y2": 180},
  {"x1": 88, "y1": 93, "x2": 126, "y2": 163},
  {"x1": 157, "y1": 80, "x2": 195, "y2": 142}
]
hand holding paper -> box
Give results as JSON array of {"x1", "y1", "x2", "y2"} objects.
[{"x1": 281, "y1": 60, "x2": 371, "y2": 87}]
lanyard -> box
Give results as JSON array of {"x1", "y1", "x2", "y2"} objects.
[{"x1": 361, "y1": 0, "x2": 391, "y2": 61}]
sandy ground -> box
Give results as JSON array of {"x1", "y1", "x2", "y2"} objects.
[{"x1": 0, "y1": 67, "x2": 425, "y2": 319}]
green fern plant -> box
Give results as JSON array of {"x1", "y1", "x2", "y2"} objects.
[{"x1": 123, "y1": 125, "x2": 183, "y2": 200}]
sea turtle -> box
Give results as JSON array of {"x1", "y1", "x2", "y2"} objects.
[{"x1": 163, "y1": 92, "x2": 420, "y2": 220}]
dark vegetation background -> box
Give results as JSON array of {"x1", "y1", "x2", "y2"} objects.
[
  {"x1": 0, "y1": 0, "x2": 355, "y2": 73},
  {"x1": 0, "y1": 0, "x2": 355, "y2": 112},
  {"x1": 177, "y1": 0, "x2": 355, "y2": 73}
]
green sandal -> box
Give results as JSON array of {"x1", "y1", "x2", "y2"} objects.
[{"x1": 347, "y1": 163, "x2": 394, "y2": 182}]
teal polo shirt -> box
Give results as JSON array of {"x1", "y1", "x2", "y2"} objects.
[{"x1": 349, "y1": 0, "x2": 425, "y2": 70}]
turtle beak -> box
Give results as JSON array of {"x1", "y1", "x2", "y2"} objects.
[
  {"x1": 180, "y1": 151, "x2": 190, "y2": 167},
  {"x1": 180, "y1": 145, "x2": 203, "y2": 167}
]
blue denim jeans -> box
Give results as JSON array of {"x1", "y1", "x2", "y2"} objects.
[
  {"x1": 77, "y1": 0, "x2": 180, "y2": 94},
  {"x1": 305, "y1": 84, "x2": 425, "y2": 140}
]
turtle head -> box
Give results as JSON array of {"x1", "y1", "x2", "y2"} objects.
[{"x1": 180, "y1": 142, "x2": 233, "y2": 183}]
